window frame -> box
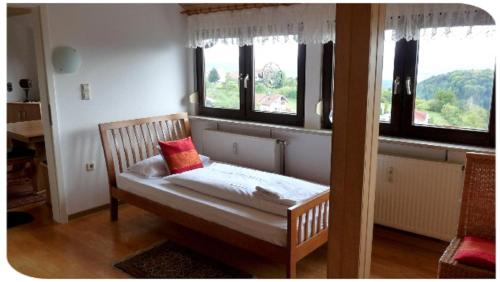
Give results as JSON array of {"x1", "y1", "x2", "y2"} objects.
[
  {"x1": 321, "y1": 42, "x2": 334, "y2": 129},
  {"x1": 321, "y1": 37, "x2": 496, "y2": 147},
  {"x1": 196, "y1": 43, "x2": 306, "y2": 127}
]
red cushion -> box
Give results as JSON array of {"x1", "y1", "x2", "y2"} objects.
[
  {"x1": 158, "y1": 137, "x2": 203, "y2": 174},
  {"x1": 454, "y1": 236, "x2": 495, "y2": 271}
]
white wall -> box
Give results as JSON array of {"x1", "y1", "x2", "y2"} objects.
[
  {"x1": 7, "y1": 13, "x2": 40, "y2": 102},
  {"x1": 45, "y1": 4, "x2": 188, "y2": 215}
]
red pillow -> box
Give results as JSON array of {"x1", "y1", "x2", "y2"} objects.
[
  {"x1": 158, "y1": 137, "x2": 203, "y2": 174},
  {"x1": 454, "y1": 236, "x2": 495, "y2": 271}
]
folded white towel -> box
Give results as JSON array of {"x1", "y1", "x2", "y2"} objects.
[
  {"x1": 254, "y1": 187, "x2": 297, "y2": 206},
  {"x1": 254, "y1": 178, "x2": 328, "y2": 206}
]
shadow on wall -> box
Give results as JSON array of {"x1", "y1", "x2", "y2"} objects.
[{"x1": 65, "y1": 127, "x2": 109, "y2": 215}]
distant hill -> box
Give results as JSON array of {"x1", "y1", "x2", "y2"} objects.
[{"x1": 416, "y1": 69, "x2": 494, "y2": 109}]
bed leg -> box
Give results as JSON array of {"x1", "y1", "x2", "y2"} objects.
[
  {"x1": 111, "y1": 197, "x2": 119, "y2": 221},
  {"x1": 286, "y1": 259, "x2": 297, "y2": 278}
]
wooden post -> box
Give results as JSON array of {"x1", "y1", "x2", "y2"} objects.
[{"x1": 327, "y1": 4, "x2": 385, "y2": 278}]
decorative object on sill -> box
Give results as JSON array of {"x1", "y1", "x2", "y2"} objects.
[
  {"x1": 315, "y1": 100, "x2": 323, "y2": 116},
  {"x1": 7, "y1": 82, "x2": 13, "y2": 92},
  {"x1": 52, "y1": 46, "x2": 81, "y2": 74},
  {"x1": 114, "y1": 241, "x2": 253, "y2": 278},
  {"x1": 186, "y1": 4, "x2": 336, "y2": 48},
  {"x1": 188, "y1": 92, "x2": 198, "y2": 104},
  {"x1": 386, "y1": 4, "x2": 495, "y2": 41},
  {"x1": 19, "y1": 79, "x2": 32, "y2": 102}
]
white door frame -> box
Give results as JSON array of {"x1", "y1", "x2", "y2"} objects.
[{"x1": 32, "y1": 5, "x2": 68, "y2": 223}]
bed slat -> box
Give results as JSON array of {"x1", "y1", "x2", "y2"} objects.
[
  {"x1": 146, "y1": 122, "x2": 158, "y2": 157},
  {"x1": 111, "y1": 129, "x2": 123, "y2": 173},
  {"x1": 305, "y1": 210, "x2": 311, "y2": 241},
  {"x1": 133, "y1": 125, "x2": 145, "y2": 161},
  {"x1": 312, "y1": 206, "x2": 317, "y2": 236},
  {"x1": 152, "y1": 121, "x2": 161, "y2": 151},
  {"x1": 119, "y1": 128, "x2": 131, "y2": 168}
]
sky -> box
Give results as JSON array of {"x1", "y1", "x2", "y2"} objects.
[{"x1": 382, "y1": 26, "x2": 496, "y2": 83}]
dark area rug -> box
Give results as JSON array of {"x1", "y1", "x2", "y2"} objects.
[
  {"x1": 7, "y1": 211, "x2": 34, "y2": 228},
  {"x1": 114, "y1": 241, "x2": 253, "y2": 278}
]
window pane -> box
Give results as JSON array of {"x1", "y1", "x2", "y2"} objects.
[
  {"x1": 253, "y1": 37, "x2": 298, "y2": 114},
  {"x1": 204, "y1": 43, "x2": 240, "y2": 109},
  {"x1": 380, "y1": 30, "x2": 396, "y2": 123},
  {"x1": 414, "y1": 26, "x2": 495, "y2": 131}
]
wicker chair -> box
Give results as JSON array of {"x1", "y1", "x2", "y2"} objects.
[{"x1": 438, "y1": 152, "x2": 495, "y2": 278}]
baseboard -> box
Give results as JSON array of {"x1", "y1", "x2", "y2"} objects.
[{"x1": 68, "y1": 204, "x2": 110, "y2": 220}]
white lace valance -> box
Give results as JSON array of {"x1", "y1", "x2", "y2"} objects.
[
  {"x1": 186, "y1": 4, "x2": 336, "y2": 48},
  {"x1": 386, "y1": 4, "x2": 495, "y2": 41}
]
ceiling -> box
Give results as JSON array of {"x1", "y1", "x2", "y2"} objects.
[{"x1": 7, "y1": 7, "x2": 32, "y2": 17}]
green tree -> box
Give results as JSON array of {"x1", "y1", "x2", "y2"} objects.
[
  {"x1": 440, "y1": 103, "x2": 461, "y2": 126},
  {"x1": 208, "y1": 68, "x2": 220, "y2": 83},
  {"x1": 429, "y1": 90, "x2": 457, "y2": 112}
]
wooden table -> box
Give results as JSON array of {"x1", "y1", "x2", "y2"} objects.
[{"x1": 7, "y1": 120, "x2": 45, "y2": 192}]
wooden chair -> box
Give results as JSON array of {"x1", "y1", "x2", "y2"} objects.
[
  {"x1": 7, "y1": 147, "x2": 36, "y2": 181},
  {"x1": 438, "y1": 152, "x2": 495, "y2": 278}
]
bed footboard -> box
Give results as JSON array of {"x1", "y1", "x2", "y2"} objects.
[{"x1": 287, "y1": 191, "x2": 330, "y2": 278}]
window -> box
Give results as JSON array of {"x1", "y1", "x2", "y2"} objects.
[
  {"x1": 414, "y1": 27, "x2": 495, "y2": 131},
  {"x1": 321, "y1": 27, "x2": 495, "y2": 146},
  {"x1": 379, "y1": 26, "x2": 495, "y2": 147},
  {"x1": 203, "y1": 44, "x2": 240, "y2": 110},
  {"x1": 196, "y1": 37, "x2": 306, "y2": 126},
  {"x1": 380, "y1": 30, "x2": 396, "y2": 124}
]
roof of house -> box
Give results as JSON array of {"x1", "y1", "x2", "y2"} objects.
[
  {"x1": 414, "y1": 110, "x2": 428, "y2": 123},
  {"x1": 255, "y1": 94, "x2": 288, "y2": 106}
]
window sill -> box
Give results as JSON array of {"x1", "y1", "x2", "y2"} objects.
[
  {"x1": 189, "y1": 115, "x2": 331, "y2": 136},
  {"x1": 379, "y1": 136, "x2": 495, "y2": 154},
  {"x1": 189, "y1": 115, "x2": 495, "y2": 154}
]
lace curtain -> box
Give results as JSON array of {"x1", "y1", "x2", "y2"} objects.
[
  {"x1": 186, "y1": 4, "x2": 336, "y2": 48},
  {"x1": 386, "y1": 4, "x2": 495, "y2": 41}
]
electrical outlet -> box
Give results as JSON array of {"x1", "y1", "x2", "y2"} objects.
[{"x1": 86, "y1": 163, "x2": 95, "y2": 171}]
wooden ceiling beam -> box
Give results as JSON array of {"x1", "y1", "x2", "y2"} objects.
[{"x1": 180, "y1": 3, "x2": 291, "y2": 16}]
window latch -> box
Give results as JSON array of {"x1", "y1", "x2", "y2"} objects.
[
  {"x1": 405, "y1": 76, "x2": 412, "y2": 95},
  {"x1": 242, "y1": 74, "x2": 250, "y2": 89},
  {"x1": 393, "y1": 76, "x2": 401, "y2": 95}
]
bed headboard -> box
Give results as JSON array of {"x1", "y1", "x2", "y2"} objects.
[{"x1": 98, "y1": 112, "x2": 191, "y2": 187}]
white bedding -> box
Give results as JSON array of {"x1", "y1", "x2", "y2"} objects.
[
  {"x1": 164, "y1": 163, "x2": 329, "y2": 216},
  {"x1": 116, "y1": 171, "x2": 288, "y2": 246}
]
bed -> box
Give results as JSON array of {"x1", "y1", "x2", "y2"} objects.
[{"x1": 99, "y1": 112, "x2": 330, "y2": 278}]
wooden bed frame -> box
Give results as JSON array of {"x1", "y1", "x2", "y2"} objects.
[{"x1": 98, "y1": 112, "x2": 330, "y2": 278}]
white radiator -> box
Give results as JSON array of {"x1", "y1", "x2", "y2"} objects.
[
  {"x1": 374, "y1": 154, "x2": 464, "y2": 241},
  {"x1": 202, "y1": 129, "x2": 283, "y2": 173}
]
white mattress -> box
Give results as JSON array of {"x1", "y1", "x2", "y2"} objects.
[{"x1": 116, "y1": 171, "x2": 289, "y2": 246}]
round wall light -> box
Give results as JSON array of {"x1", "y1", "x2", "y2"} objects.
[{"x1": 52, "y1": 46, "x2": 81, "y2": 74}]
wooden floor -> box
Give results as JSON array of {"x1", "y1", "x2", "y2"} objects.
[{"x1": 7, "y1": 204, "x2": 448, "y2": 278}]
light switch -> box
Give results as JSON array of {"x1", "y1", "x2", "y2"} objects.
[{"x1": 81, "y1": 83, "x2": 91, "y2": 100}]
